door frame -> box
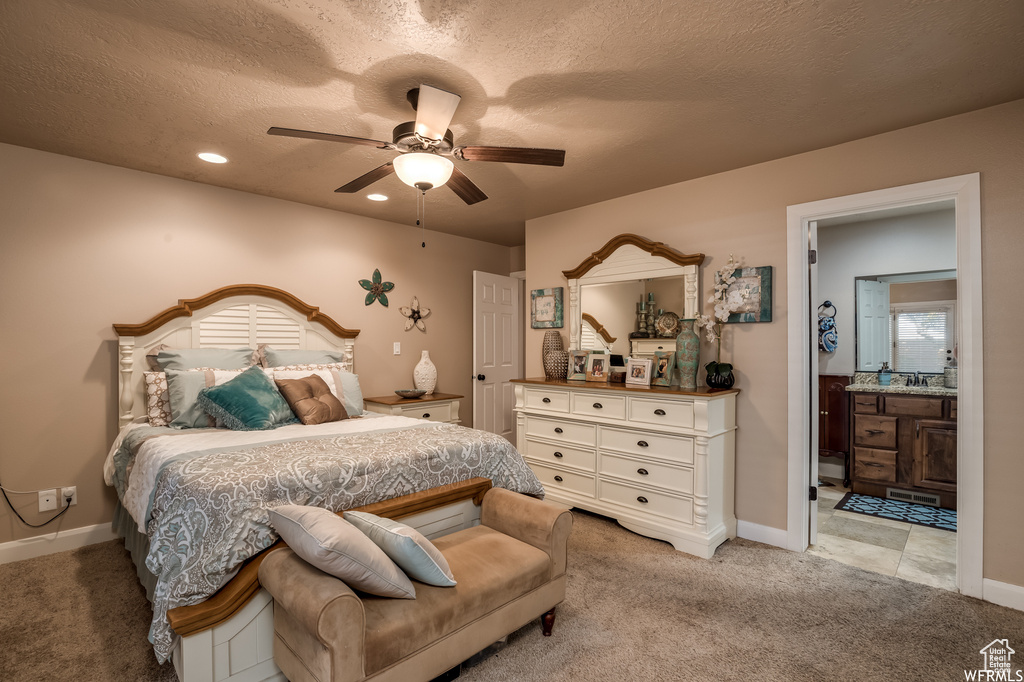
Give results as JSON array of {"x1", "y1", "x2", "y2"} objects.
[{"x1": 785, "y1": 173, "x2": 983, "y2": 598}]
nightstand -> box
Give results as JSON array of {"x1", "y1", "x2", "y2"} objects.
[{"x1": 362, "y1": 392, "x2": 463, "y2": 424}]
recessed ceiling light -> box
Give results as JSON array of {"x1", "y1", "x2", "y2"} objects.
[
  {"x1": 367, "y1": 193, "x2": 388, "y2": 201},
  {"x1": 198, "y1": 152, "x2": 228, "y2": 164}
]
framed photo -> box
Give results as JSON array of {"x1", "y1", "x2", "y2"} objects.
[
  {"x1": 567, "y1": 350, "x2": 589, "y2": 380},
  {"x1": 585, "y1": 353, "x2": 609, "y2": 382},
  {"x1": 724, "y1": 266, "x2": 773, "y2": 323},
  {"x1": 651, "y1": 351, "x2": 673, "y2": 387},
  {"x1": 531, "y1": 287, "x2": 564, "y2": 328},
  {"x1": 625, "y1": 357, "x2": 652, "y2": 386}
]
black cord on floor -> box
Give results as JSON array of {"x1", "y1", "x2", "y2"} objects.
[{"x1": 0, "y1": 484, "x2": 72, "y2": 528}]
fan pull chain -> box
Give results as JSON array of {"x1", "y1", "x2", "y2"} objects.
[{"x1": 420, "y1": 190, "x2": 427, "y2": 248}]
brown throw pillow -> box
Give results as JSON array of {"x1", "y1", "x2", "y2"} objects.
[{"x1": 275, "y1": 375, "x2": 348, "y2": 425}]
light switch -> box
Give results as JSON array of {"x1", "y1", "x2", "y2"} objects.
[{"x1": 393, "y1": 342, "x2": 401, "y2": 355}]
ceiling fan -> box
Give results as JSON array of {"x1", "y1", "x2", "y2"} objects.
[{"x1": 268, "y1": 84, "x2": 565, "y2": 205}]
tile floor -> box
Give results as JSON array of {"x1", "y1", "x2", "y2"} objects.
[{"x1": 808, "y1": 478, "x2": 957, "y2": 592}]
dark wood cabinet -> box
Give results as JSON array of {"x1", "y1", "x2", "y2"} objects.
[
  {"x1": 850, "y1": 392, "x2": 957, "y2": 509},
  {"x1": 819, "y1": 375, "x2": 851, "y2": 486}
]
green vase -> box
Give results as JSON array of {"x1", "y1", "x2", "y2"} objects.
[{"x1": 674, "y1": 319, "x2": 699, "y2": 390}]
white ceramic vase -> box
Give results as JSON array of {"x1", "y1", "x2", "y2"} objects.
[{"x1": 413, "y1": 350, "x2": 437, "y2": 395}]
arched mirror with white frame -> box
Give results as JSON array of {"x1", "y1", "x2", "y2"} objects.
[{"x1": 563, "y1": 234, "x2": 705, "y2": 355}]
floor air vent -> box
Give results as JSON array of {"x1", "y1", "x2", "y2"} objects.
[{"x1": 886, "y1": 488, "x2": 940, "y2": 507}]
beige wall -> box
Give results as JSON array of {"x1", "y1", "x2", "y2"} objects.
[
  {"x1": 890, "y1": 279, "x2": 958, "y2": 304},
  {"x1": 526, "y1": 99, "x2": 1024, "y2": 586},
  {"x1": 0, "y1": 143, "x2": 513, "y2": 543}
]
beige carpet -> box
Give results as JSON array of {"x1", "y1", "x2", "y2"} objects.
[{"x1": 2, "y1": 510, "x2": 1022, "y2": 681}]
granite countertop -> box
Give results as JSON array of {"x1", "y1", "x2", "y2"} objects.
[{"x1": 845, "y1": 371, "x2": 958, "y2": 396}]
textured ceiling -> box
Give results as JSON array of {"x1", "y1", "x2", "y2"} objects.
[{"x1": 1, "y1": 0, "x2": 1022, "y2": 246}]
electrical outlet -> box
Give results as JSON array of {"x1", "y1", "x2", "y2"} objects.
[
  {"x1": 61, "y1": 486, "x2": 77, "y2": 506},
  {"x1": 393, "y1": 342, "x2": 401, "y2": 355},
  {"x1": 38, "y1": 489, "x2": 57, "y2": 512}
]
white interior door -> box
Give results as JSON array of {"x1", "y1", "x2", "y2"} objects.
[
  {"x1": 809, "y1": 223, "x2": 820, "y2": 545},
  {"x1": 473, "y1": 271, "x2": 521, "y2": 441},
  {"x1": 856, "y1": 279, "x2": 891, "y2": 371}
]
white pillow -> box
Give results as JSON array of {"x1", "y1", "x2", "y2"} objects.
[
  {"x1": 268, "y1": 505, "x2": 415, "y2": 599},
  {"x1": 344, "y1": 511, "x2": 456, "y2": 587}
]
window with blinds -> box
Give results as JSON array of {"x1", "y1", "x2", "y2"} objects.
[{"x1": 891, "y1": 301, "x2": 956, "y2": 372}]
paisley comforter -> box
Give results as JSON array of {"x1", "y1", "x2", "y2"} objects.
[{"x1": 104, "y1": 414, "x2": 544, "y2": 662}]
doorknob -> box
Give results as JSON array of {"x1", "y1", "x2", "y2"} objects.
[{"x1": 476, "y1": 374, "x2": 485, "y2": 381}]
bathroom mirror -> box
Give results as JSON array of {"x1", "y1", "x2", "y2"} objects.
[
  {"x1": 563, "y1": 234, "x2": 704, "y2": 352},
  {"x1": 855, "y1": 271, "x2": 957, "y2": 372}
]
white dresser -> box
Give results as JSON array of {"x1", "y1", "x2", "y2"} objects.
[{"x1": 513, "y1": 378, "x2": 737, "y2": 559}]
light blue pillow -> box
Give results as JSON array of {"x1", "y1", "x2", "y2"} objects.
[
  {"x1": 263, "y1": 347, "x2": 347, "y2": 367},
  {"x1": 166, "y1": 369, "x2": 222, "y2": 429},
  {"x1": 196, "y1": 366, "x2": 298, "y2": 431},
  {"x1": 334, "y1": 369, "x2": 364, "y2": 417},
  {"x1": 343, "y1": 511, "x2": 456, "y2": 587},
  {"x1": 155, "y1": 348, "x2": 256, "y2": 371}
]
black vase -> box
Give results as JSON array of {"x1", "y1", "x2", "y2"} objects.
[{"x1": 706, "y1": 369, "x2": 735, "y2": 390}]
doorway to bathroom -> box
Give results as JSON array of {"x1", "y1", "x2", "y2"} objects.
[{"x1": 785, "y1": 174, "x2": 983, "y2": 599}]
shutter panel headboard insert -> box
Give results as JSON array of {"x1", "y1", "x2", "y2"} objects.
[{"x1": 112, "y1": 284, "x2": 359, "y2": 427}]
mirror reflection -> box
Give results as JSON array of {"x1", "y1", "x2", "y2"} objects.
[
  {"x1": 855, "y1": 272, "x2": 957, "y2": 373},
  {"x1": 580, "y1": 275, "x2": 689, "y2": 354}
]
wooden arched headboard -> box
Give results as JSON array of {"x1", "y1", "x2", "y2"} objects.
[{"x1": 112, "y1": 284, "x2": 359, "y2": 426}]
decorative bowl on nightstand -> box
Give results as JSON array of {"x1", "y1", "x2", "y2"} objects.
[{"x1": 394, "y1": 389, "x2": 427, "y2": 399}]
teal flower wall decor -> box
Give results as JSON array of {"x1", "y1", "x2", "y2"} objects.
[{"x1": 359, "y1": 269, "x2": 394, "y2": 306}]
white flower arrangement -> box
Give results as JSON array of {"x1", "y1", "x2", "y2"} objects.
[{"x1": 695, "y1": 254, "x2": 748, "y2": 371}]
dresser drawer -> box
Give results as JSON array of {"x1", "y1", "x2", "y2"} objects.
[
  {"x1": 572, "y1": 393, "x2": 627, "y2": 420},
  {"x1": 853, "y1": 414, "x2": 897, "y2": 448},
  {"x1": 529, "y1": 462, "x2": 596, "y2": 498},
  {"x1": 600, "y1": 427, "x2": 694, "y2": 464},
  {"x1": 948, "y1": 400, "x2": 957, "y2": 420},
  {"x1": 883, "y1": 395, "x2": 943, "y2": 418},
  {"x1": 524, "y1": 439, "x2": 596, "y2": 472},
  {"x1": 854, "y1": 447, "x2": 897, "y2": 483},
  {"x1": 399, "y1": 402, "x2": 451, "y2": 422},
  {"x1": 628, "y1": 398, "x2": 694, "y2": 429},
  {"x1": 524, "y1": 415, "x2": 597, "y2": 446},
  {"x1": 599, "y1": 452, "x2": 693, "y2": 495},
  {"x1": 630, "y1": 339, "x2": 674, "y2": 355},
  {"x1": 853, "y1": 394, "x2": 879, "y2": 414},
  {"x1": 599, "y1": 479, "x2": 693, "y2": 524},
  {"x1": 523, "y1": 387, "x2": 569, "y2": 413}
]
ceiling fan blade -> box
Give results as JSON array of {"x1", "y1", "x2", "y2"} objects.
[
  {"x1": 456, "y1": 145, "x2": 565, "y2": 167},
  {"x1": 414, "y1": 85, "x2": 461, "y2": 142},
  {"x1": 268, "y1": 127, "x2": 392, "y2": 149},
  {"x1": 334, "y1": 163, "x2": 395, "y2": 193},
  {"x1": 447, "y1": 166, "x2": 488, "y2": 205}
]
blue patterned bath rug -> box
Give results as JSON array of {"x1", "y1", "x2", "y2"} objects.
[{"x1": 834, "y1": 492, "x2": 956, "y2": 532}]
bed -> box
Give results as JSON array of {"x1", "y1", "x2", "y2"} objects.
[{"x1": 106, "y1": 284, "x2": 543, "y2": 682}]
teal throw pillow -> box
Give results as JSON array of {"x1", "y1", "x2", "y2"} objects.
[
  {"x1": 343, "y1": 510, "x2": 456, "y2": 587},
  {"x1": 196, "y1": 366, "x2": 298, "y2": 431}
]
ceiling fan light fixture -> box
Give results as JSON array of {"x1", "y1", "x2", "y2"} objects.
[
  {"x1": 367, "y1": 193, "x2": 388, "y2": 201},
  {"x1": 393, "y1": 152, "x2": 453, "y2": 191}
]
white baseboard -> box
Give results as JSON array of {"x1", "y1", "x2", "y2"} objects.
[
  {"x1": 736, "y1": 519, "x2": 788, "y2": 549},
  {"x1": 983, "y1": 578, "x2": 1024, "y2": 612},
  {"x1": 0, "y1": 523, "x2": 118, "y2": 565}
]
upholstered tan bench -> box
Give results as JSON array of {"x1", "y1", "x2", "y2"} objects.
[{"x1": 259, "y1": 487, "x2": 573, "y2": 682}]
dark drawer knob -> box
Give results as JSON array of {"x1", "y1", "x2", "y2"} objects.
[
  {"x1": 637, "y1": 468, "x2": 649, "y2": 476},
  {"x1": 866, "y1": 429, "x2": 884, "y2": 435},
  {"x1": 637, "y1": 440, "x2": 649, "y2": 448},
  {"x1": 637, "y1": 496, "x2": 649, "y2": 504},
  {"x1": 593, "y1": 402, "x2": 603, "y2": 409},
  {"x1": 542, "y1": 397, "x2": 551, "y2": 403},
  {"x1": 554, "y1": 427, "x2": 563, "y2": 434},
  {"x1": 554, "y1": 475, "x2": 563, "y2": 482},
  {"x1": 554, "y1": 451, "x2": 564, "y2": 458},
  {"x1": 422, "y1": 413, "x2": 430, "y2": 418},
  {"x1": 654, "y1": 409, "x2": 666, "y2": 416},
  {"x1": 865, "y1": 462, "x2": 883, "y2": 468}
]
